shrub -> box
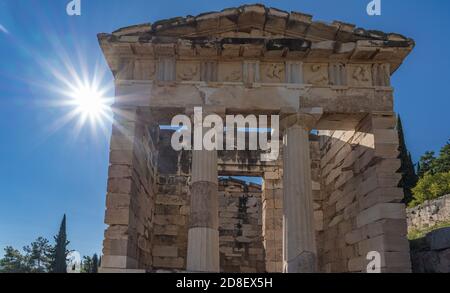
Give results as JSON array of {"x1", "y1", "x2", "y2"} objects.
[{"x1": 410, "y1": 171, "x2": 450, "y2": 207}]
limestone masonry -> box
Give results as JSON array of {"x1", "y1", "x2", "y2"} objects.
[
  {"x1": 407, "y1": 195, "x2": 450, "y2": 273},
  {"x1": 407, "y1": 195, "x2": 450, "y2": 233},
  {"x1": 98, "y1": 4, "x2": 415, "y2": 273}
]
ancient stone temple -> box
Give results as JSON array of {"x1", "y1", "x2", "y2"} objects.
[{"x1": 98, "y1": 4, "x2": 415, "y2": 273}]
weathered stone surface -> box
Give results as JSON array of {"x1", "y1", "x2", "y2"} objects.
[
  {"x1": 427, "y1": 227, "x2": 450, "y2": 251},
  {"x1": 407, "y1": 194, "x2": 450, "y2": 232},
  {"x1": 99, "y1": 5, "x2": 413, "y2": 274},
  {"x1": 410, "y1": 227, "x2": 450, "y2": 273},
  {"x1": 357, "y1": 203, "x2": 406, "y2": 228},
  {"x1": 189, "y1": 181, "x2": 219, "y2": 229}
]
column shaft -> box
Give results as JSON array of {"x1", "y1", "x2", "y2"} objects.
[
  {"x1": 186, "y1": 149, "x2": 219, "y2": 272},
  {"x1": 282, "y1": 123, "x2": 317, "y2": 273}
]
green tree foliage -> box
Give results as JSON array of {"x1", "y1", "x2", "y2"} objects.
[
  {"x1": 410, "y1": 139, "x2": 450, "y2": 207},
  {"x1": 434, "y1": 141, "x2": 450, "y2": 174},
  {"x1": 416, "y1": 142, "x2": 450, "y2": 177},
  {"x1": 397, "y1": 116, "x2": 418, "y2": 204},
  {"x1": 48, "y1": 215, "x2": 70, "y2": 273},
  {"x1": 92, "y1": 254, "x2": 99, "y2": 273},
  {"x1": 0, "y1": 216, "x2": 103, "y2": 274},
  {"x1": 0, "y1": 246, "x2": 28, "y2": 273},
  {"x1": 81, "y1": 255, "x2": 93, "y2": 273},
  {"x1": 0, "y1": 237, "x2": 54, "y2": 273},
  {"x1": 417, "y1": 151, "x2": 436, "y2": 177},
  {"x1": 23, "y1": 237, "x2": 52, "y2": 273},
  {"x1": 411, "y1": 171, "x2": 450, "y2": 207},
  {"x1": 81, "y1": 254, "x2": 99, "y2": 273}
]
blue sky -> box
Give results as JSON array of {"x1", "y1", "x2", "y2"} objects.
[{"x1": 0, "y1": 0, "x2": 449, "y2": 258}]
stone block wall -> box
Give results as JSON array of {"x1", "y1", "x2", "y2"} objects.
[
  {"x1": 151, "y1": 128, "x2": 190, "y2": 271},
  {"x1": 218, "y1": 178, "x2": 265, "y2": 273},
  {"x1": 261, "y1": 174, "x2": 283, "y2": 272},
  {"x1": 318, "y1": 113, "x2": 411, "y2": 273},
  {"x1": 101, "y1": 109, "x2": 411, "y2": 273},
  {"x1": 407, "y1": 194, "x2": 450, "y2": 233},
  {"x1": 408, "y1": 195, "x2": 450, "y2": 273},
  {"x1": 410, "y1": 227, "x2": 450, "y2": 273},
  {"x1": 102, "y1": 107, "x2": 157, "y2": 271}
]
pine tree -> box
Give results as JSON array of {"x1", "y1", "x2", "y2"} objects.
[
  {"x1": 418, "y1": 151, "x2": 436, "y2": 177},
  {"x1": 434, "y1": 140, "x2": 450, "y2": 174},
  {"x1": 397, "y1": 116, "x2": 418, "y2": 204},
  {"x1": 49, "y1": 215, "x2": 70, "y2": 273},
  {"x1": 23, "y1": 237, "x2": 51, "y2": 273},
  {"x1": 0, "y1": 246, "x2": 28, "y2": 273}
]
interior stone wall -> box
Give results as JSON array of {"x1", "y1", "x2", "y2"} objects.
[
  {"x1": 150, "y1": 131, "x2": 276, "y2": 272},
  {"x1": 151, "y1": 125, "x2": 191, "y2": 272},
  {"x1": 318, "y1": 113, "x2": 411, "y2": 273},
  {"x1": 218, "y1": 178, "x2": 265, "y2": 273}
]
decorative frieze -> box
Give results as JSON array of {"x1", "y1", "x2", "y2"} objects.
[
  {"x1": 285, "y1": 61, "x2": 303, "y2": 84},
  {"x1": 261, "y1": 62, "x2": 285, "y2": 83},
  {"x1": 118, "y1": 58, "x2": 393, "y2": 89},
  {"x1": 304, "y1": 63, "x2": 328, "y2": 85},
  {"x1": 218, "y1": 62, "x2": 242, "y2": 82},
  {"x1": 176, "y1": 61, "x2": 200, "y2": 81},
  {"x1": 157, "y1": 57, "x2": 176, "y2": 81},
  {"x1": 200, "y1": 61, "x2": 218, "y2": 82},
  {"x1": 243, "y1": 61, "x2": 260, "y2": 84},
  {"x1": 117, "y1": 58, "x2": 134, "y2": 80},
  {"x1": 349, "y1": 64, "x2": 372, "y2": 87},
  {"x1": 133, "y1": 59, "x2": 156, "y2": 80},
  {"x1": 372, "y1": 63, "x2": 391, "y2": 87},
  {"x1": 329, "y1": 63, "x2": 347, "y2": 86}
]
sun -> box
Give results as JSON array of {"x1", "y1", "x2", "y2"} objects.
[
  {"x1": 51, "y1": 79, "x2": 113, "y2": 139},
  {"x1": 71, "y1": 84, "x2": 108, "y2": 120}
]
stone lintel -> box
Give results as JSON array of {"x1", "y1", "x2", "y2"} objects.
[{"x1": 114, "y1": 82, "x2": 394, "y2": 115}]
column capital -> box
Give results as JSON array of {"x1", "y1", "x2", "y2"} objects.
[
  {"x1": 280, "y1": 107, "x2": 322, "y2": 132},
  {"x1": 280, "y1": 113, "x2": 318, "y2": 132}
]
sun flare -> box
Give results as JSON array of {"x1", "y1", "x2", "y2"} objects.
[
  {"x1": 71, "y1": 85, "x2": 108, "y2": 119},
  {"x1": 51, "y1": 77, "x2": 114, "y2": 140}
]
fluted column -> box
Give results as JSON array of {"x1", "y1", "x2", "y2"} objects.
[
  {"x1": 281, "y1": 113, "x2": 317, "y2": 273},
  {"x1": 186, "y1": 148, "x2": 219, "y2": 272}
]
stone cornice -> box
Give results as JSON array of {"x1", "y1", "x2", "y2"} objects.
[
  {"x1": 98, "y1": 5, "x2": 414, "y2": 75},
  {"x1": 106, "y1": 4, "x2": 413, "y2": 45}
]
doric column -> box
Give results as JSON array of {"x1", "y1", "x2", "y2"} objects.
[
  {"x1": 186, "y1": 108, "x2": 220, "y2": 272},
  {"x1": 281, "y1": 113, "x2": 317, "y2": 273},
  {"x1": 186, "y1": 150, "x2": 219, "y2": 272}
]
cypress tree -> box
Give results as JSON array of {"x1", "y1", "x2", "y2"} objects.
[
  {"x1": 397, "y1": 116, "x2": 418, "y2": 204},
  {"x1": 92, "y1": 254, "x2": 99, "y2": 273},
  {"x1": 50, "y1": 215, "x2": 69, "y2": 273}
]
